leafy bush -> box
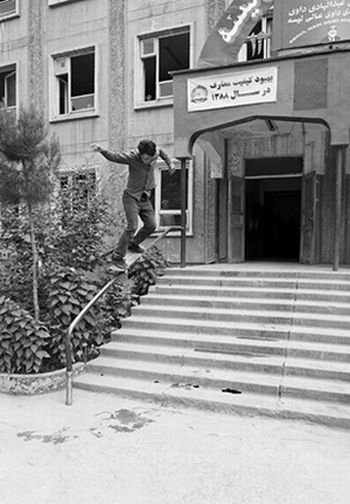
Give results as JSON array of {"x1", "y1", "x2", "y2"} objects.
[
  {"x1": 0, "y1": 296, "x2": 50, "y2": 374},
  {"x1": 43, "y1": 170, "x2": 115, "y2": 271},
  {"x1": 129, "y1": 247, "x2": 167, "y2": 297},
  {"x1": 0, "y1": 206, "x2": 38, "y2": 312},
  {"x1": 41, "y1": 267, "x2": 113, "y2": 370}
]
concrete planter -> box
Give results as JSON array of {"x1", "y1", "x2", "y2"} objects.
[{"x1": 0, "y1": 362, "x2": 86, "y2": 395}]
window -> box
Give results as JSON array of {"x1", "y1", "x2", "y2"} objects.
[
  {"x1": 0, "y1": 65, "x2": 16, "y2": 109},
  {"x1": 52, "y1": 48, "x2": 95, "y2": 118},
  {"x1": 0, "y1": 0, "x2": 16, "y2": 18},
  {"x1": 152, "y1": 160, "x2": 193, "y2": 234},
  {"x1": 139, "y1": 27, "x2": 190, "y2": 104},
  {"x1": 238, "y1": 14, "x2": 273, "y2": 62}
]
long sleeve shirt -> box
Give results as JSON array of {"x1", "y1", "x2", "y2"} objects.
[{"x1": 98, "y1": 147, "x2": 173, "y2": 201}]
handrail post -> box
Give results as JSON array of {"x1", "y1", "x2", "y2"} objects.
[
  {"x1": 65, "y1": 325, "x2": 74, "y2": 405},
  {"x1": 333, "y1": 145, "x2": 346, "y2": 271},
  {"x1": 179, "y1": 157, "x2": 189, "y2": 268}
]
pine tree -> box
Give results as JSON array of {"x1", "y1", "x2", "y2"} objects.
[{"x1": 0, "y1": 106, "x2": 61, "y2": 321}]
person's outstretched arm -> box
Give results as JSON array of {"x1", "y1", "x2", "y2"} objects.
[
  {"x1": 158, "y1": 148, "x2": 176, "y2": 175},
  {"x1": 91, "y1": 143, "x2": 131, "y2": 164}
]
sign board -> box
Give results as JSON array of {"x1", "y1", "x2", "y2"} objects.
[
  {"x1": 280, "y1": 0, "x2": 350, "y2": 49},
  {"x1": 188, "y1": 66, "x2": 277, "y2": 112}
]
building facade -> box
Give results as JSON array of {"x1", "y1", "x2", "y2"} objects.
[{"x1": 1, "y1": 0, "x2": 350, "y2": 267}]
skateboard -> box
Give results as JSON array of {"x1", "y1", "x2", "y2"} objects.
[{"x1": 101, "y1": 248, "x2": 143, "y2": 272}]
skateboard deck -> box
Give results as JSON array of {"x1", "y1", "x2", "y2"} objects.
[
  {"x1": 105, "y1": 250, "x2": 143, "y2": 272},
  {"x1": 125, "y1": 250, "x2": 143, "y2": 266}
]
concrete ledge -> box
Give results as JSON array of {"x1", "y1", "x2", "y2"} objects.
[{"x1": 0, "y1": 363, "x2": 86, "y2": 395}]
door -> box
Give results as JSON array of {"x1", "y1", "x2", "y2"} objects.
[
  {"x1": 300, "y1": 171, "x2": 318, "y2": 264},
  {"x1": 228, "y1": 175, "x2": 245, "y2": 262}
]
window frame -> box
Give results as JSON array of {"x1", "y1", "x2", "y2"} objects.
[
  {"x1": 0, "y1": 0, "x2": 18, "y2": 21},
  {"x1": 48, "y1": 0, "x2": 82, "y2": 6},
  {"x1": 50, "y1": 45, "x2": 98, "y2": 122},
  {"x1": 58, "y1": 169, "x2": 97, "y2": 215},
  {"x1": 135, "y1": 23, "x2": 193, "y2": 109},
  {"x1": 0, "y1": 62, "x2": 17, "y2": 110},
  {"x1": 153, "y1": 159, "x2": 193, "y2": 236}
]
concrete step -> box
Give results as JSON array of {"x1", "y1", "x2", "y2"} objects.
[
  {"x1": 78, "y1": 355, "x2": 350, "y2": 404},
  {"x1": 165, "y1": 266, "x2": 350, "y2": 281},
  {"x1": 129, "y1": 303, "x2": 350, "y2": 330},
  {"x1": 119, "y1": 315, "x2": 349, "y2": 350},
  {"x1": 143, "y1": 292, "x2": 350, "y2": 316},
  {"x1": 151, "y1": 283, "x2": 350, "y2": 303},
  {"x1": 100, "y1": 340, "x2": 350, "y2": 380},
  {"x1": 73, "y1": 372, "x2": 350, "y2": 429},
  {"x1": 77, "y1": 264, "x2": 350, "y2": 427},
  {"x1": 158, "y1": 273, "x2": 350, "y2": 290},
  {"x1": 112, "y1": 325, "x2": 350, "y2": 364}
]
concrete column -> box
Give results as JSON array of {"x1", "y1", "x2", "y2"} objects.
[
  {"x1": 28, "y1": 0, "x2": 44, "y2": 111},
  {"x1": 179, "y1": 157, "x2": 189, "y2": 267}
]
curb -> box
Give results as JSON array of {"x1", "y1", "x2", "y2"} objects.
[{"x1": 0, "y1": 362, "x2": 86, "y2": 395}]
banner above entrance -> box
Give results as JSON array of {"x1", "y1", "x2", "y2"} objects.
[{"x1": 187, "y1": 66, "x2": 277, "y2": 112}]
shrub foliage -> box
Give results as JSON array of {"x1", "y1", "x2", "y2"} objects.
[
  {"x1": 0, "y1": 174, "x2": 167, "y2": 373},
  {"x1": 0, "y1": 296, "x2": 50, "y2": 374}
]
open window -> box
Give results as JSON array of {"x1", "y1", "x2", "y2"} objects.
[
  {"x1": 52, "y1": 48, "x2": 95, "y2": 119},
  {"x1": 238, "y1": 12, "x2": 273, "y2": 62},
  {"x1": 0, "y1": 64, "x2": 16, "y2": 109},
  {"x1": 0, "y1": 0, "x2": 17, "y2": 18},
  {"x1": 152, "y1": 160, "x2": 193, "y2": 234},
  {"x1": 138, "y1": 26, "x2": 190, "y2": 105}
]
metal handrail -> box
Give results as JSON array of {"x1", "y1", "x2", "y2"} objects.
[{"x1": 64, "y1": 225, "x2": 182, "y2": 405}]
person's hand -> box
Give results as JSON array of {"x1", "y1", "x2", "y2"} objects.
[
  {"x1": 169, "y1": 162, "x2": 176, "y2": 175},
  {"x1": 91, "y1": 143, "x2": 101, "y2": 152}
]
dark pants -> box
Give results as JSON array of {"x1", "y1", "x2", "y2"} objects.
[{"x1": 116, "y1": 191, "x2": 156, "y2": 257}]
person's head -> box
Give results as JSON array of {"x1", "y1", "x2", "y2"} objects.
[
  {"x1": 328, "y1": 25, "x2": 338, "y2": 39},
  {"x1": 138, "y1": 139, "x2": 157, "y2": 165}
]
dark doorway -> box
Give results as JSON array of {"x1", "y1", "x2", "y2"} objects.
[{"x1": 245, "y1": 158, "x2": 302, "y2": 261}]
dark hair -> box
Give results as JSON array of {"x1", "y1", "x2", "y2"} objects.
[{"x1": 137, "y1": 139, "x2": 157, "y2": 156}]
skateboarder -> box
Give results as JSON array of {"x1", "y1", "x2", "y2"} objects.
[{"x1": 92, "y1": 139, "x2": 176, "y2": 269}]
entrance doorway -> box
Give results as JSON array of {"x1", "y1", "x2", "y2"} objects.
[{"x1": 245, "y1": 157, "x2": 303, "y2": 262}]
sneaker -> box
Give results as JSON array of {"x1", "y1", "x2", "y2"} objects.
[
  {"x1": 111, "y1": 253, "x2": 127, "y2": 270},
  {"x1": 128, "y1": 243, "x2": 144, "y2": 254}
]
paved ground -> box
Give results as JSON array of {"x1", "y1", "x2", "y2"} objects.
[{"x1": 1, "y1": 389, "x2": 350, "y2": 504}]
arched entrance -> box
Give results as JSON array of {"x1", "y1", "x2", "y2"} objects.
[{"x1": 191, "y1": 117, "x2": 329, "y2": 265}]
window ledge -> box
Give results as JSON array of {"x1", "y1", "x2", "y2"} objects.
[
  {"x1": 0, "y1": 12, "x2": 19, "y2": 23},
  {"x1": 151, "y1": 231, "x2": 193, "y2": 238},
  {"x1": 50, "y1": 111, "x2": 99, "y2": 123},
  {"x1": 134, "y1": 99, "x2": 173, "y2": 111},
  {"x1": 48, "y1": 0, "x2": 81, "y2": 6}
]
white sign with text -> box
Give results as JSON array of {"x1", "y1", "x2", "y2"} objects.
[{"x1": 187, "y1": 66, "x2": 278, "y2": 112}]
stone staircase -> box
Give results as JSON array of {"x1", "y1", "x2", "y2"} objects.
[{"x1": 74, "y1": 264, "x2": 350, "y2": 428}]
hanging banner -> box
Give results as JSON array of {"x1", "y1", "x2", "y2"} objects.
[
  {"x1": 188, "y1": 66, "x2": 277, "y2": 112},
  {"x1": 198, "y1": 0, "x2": 273, "y2": 68},
  {"x1": 280, "y1": 0, "x2": 350, "y2": 49}
]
